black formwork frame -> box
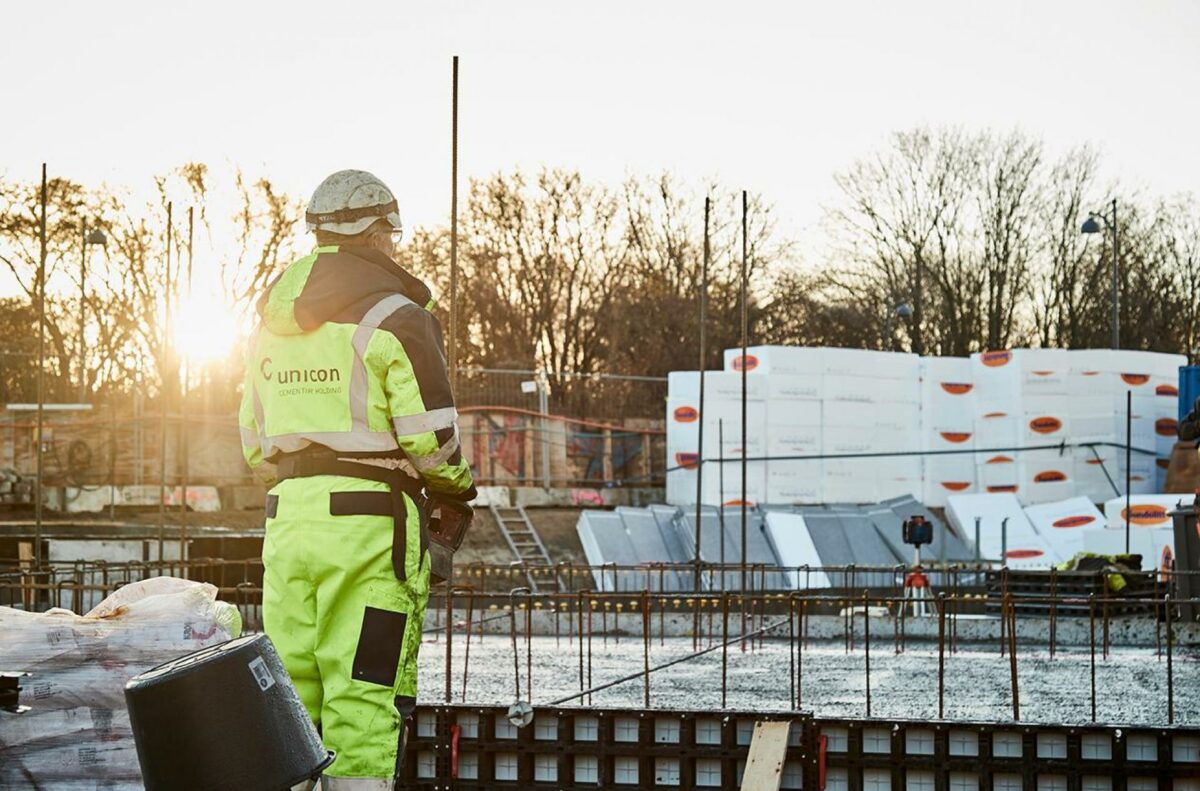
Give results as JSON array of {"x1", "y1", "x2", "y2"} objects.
[{"x1": 404, "y1": 704, "x2": 1200, "y2": 790}]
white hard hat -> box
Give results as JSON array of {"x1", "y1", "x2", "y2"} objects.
[{"x1": 305, "y1": 169, "x2": 403, "y2": 237}]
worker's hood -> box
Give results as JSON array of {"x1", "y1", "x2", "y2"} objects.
[{"x1": 256, "y1": 245, "x2": 433, "y2": 336}]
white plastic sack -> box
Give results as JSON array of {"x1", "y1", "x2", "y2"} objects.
[{"x1": 0, "y1": 577, "x2": 242, "y2": 789}]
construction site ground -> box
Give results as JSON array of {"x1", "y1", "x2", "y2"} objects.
[{"x1": 415, "y1": 634, "x2": 1199, "y2": 726}]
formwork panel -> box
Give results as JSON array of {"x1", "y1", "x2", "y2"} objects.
[{"x1": 405, "y1": 706, "x2": 1200, "y2": 790}]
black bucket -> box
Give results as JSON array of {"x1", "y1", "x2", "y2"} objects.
[{"x1": 125, "y1": 633, "x2": 333, "y2": 791}]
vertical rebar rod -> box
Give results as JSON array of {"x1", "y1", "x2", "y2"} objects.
[
  {"x1": 577, "y1": 591, "x2": 585, "y2": 696},
  {"x1": 1102, "y1": 597, "x2": 1110, "y2": 661},
  {"x1": 863, "y1": 590, "x2": 871, "y2": 717},
  {"x1": 788, "y1": 596, "x2": 796, "y2": 709},
  {"x1": 739, "y1": 190, "x2": 748, "y2": 596},
  {"x1": 937, "y1": 592, "x2": 945, "y2": 719},
  {"x1": 1007, "y1": 596, "x2": 1020, "y2": 721},
  {"x1": 718, "y1": 420, "x2": 726, "y2": 592},
  {"x1": 444, "y1": 587, "x2": 454, "y2": 703},
  {"x1": 1089, "y1": 594, "x2": 1097, "y2": 722},
  {"x1": 721, "y1": 591, "x2": 729, "y2": 708},
  {"x1": 1166, "y1": 593, "x2": 1174, "y2": 724},
  {"x1": 77, "y1": 221, "x2": 86, "y2": 403},
  {"x1": 1049, "y1": 568, "x2": 1058, "y2": 658},
  {"x1": 798, "y1": 598, "x2": 805, "y2": 706},
  {"x1": 34, "y1": 164, "x2": 47, "y2": 569},
  {"x1": 461, "y1": 590, "x2": 474, "y2": 702},
  {"x1": 586, "y1": 593, "x2": 593, "y2": 704},
  {"x1": 694, "y1": 196, "x2": 710, "y2": 596},
  {"x1": 1000, "y1": 567, "x2": 1008, "y2": 657},
  {"x1": 1125, "y1": 389, "x2": 1132, "y2": 554},
  {"x1": 448, "y1": 55, "x2": 460, "y2": 393},
  {"x1": 180, "y1": 206, "x2": 193, "y2": 577},
  {"x1": 157, "y1": 202, "x2": 173, "y2": 563},
  {"x1": 509, "y1": 599, "x2": 520, "y2": 701},
  {"x1": 642, "y1": 590, "x2": 650, "y2": 708}
]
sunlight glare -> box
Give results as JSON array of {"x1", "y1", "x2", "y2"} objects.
[{"x1": 173, "y1": 292, "x2": 242, "y2": 364}]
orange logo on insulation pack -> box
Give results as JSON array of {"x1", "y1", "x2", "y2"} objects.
[
  {"x1": 941, "y1": 481, "x2": 971, "y2": 491},
  {"x1": 1052, "y1": 515, "x2": 1095, "y2": 528},
  {"x1": 981, "y1": 350, "x2": 1012, "y2": 367},
  {"x1": 1029, "y1": 416, "x2": 1062, "y2": 434},
  {"x1": 1006, "y1": 549, "x2": 1043, "y2": 559},
  {"x1": 1031, "y1": 370, "x2": 1055, "y2": 377},
  {"x1": 984, "y1": 411, "x2": 1008, "y2": 419},
  {"x1": 732, "y1": 355, "x2": 758, "y2": 372},
  {"x1": 1157, "y1": 383, "x2": 1179, "y2": 397},
  {"x1": 985, "y1": 455, "x2": 1014, "y2": 464},
  {"x1": 987, "y1": 484, "x2": 1018, "y2": 493},
  {"x1": 674, "y1": 452, "x2": 699, "y2": 470},
  {"x1": 723, "y1": 499, "x2": 753, "y2": 507},
  {"x1": 1121, "y1": 504, "x2": 1169, "y2": 525},
  {"x1": 939, "y1": 431, "x2": 972, "y2": 443},
  {"x1": 673, "y1": 406, "x2": 698, "y2": 423},
  {"x1": 1156, "y1": 418, "x2": 1177, "y2": 436},
  {"x1": 1034, "y1": 470, "x2": 1067, "y2": 483},
  {"x1": 1121, "y1": 373, "x2": 1150, "y2": 385},
  {"x1": 940, "y1": 382, "x2": 973, "y2": 395}
]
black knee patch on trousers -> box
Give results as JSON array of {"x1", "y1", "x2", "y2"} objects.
[{"x1": 351, "y1": 607, "x2": 408, "y2": 686}]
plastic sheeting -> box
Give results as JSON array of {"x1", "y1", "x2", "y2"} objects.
[{"x1": 0, "y1": 578, "x2": 242, "y2": 790}]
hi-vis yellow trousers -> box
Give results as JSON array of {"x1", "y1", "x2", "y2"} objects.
[{"x1": 263, "y1": 474, "x2": 429, "y2": 789}]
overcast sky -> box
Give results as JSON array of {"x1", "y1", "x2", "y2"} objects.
[{"x1": 4, "y1": 0, "x2": 1198, "y2": 248}]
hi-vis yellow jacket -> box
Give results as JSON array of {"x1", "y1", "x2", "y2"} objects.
[{"x1": 238, "y1": 245, "x2": 475, "y2": 500}]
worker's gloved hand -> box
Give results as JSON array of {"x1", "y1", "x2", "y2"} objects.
[{"x1": 426, "y1": 494, "x2": 474, "y2": 553}]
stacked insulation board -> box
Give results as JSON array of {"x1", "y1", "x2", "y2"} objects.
[{"x1": 666, "y1": 346, "x2": 1183, "y2": 508}]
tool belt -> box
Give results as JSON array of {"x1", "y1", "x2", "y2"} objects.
[{"x1": 275, "y1": 449, "x2": 431, "y2": 582}]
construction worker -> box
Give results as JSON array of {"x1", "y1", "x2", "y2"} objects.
[{"x1": 239, "y1": 169, "x2": 476, "y2": 790}]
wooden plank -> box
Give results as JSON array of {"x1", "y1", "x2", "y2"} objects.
[{"x1": 739, "y1": 720, "x2": 791, "y2": 791}]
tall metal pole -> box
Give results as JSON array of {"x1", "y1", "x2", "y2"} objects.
[
  {"x1": 448, "y1": 55, "x2": 460, "y2": 393},
  {"x1": 694, "y1": 197, "x2": 710, "y2": 592},
  {"x1": 1125, "y1": 390, "x2": 1132, "y2": 554},
  {"x1": 1111, "y1": 198, "x2": 1120, "y2": 350},
  {"x1": 34, "y1": 164, "x2": 48, "y2": 569},
  {"x1": 78, "y1": 220, "x2": 87, "y2": 404},
  {"x1": 157, "y1": 202, "x2": 172, "y2": 562},
  {"x1": 180, "y1": 207, "x2": 193, "y2": 573},
  {"x1": 718, "y1": 419, "x2": 726, "y2": 592},
  {"x1": 739, "y1": 190, "x2": 748, "y2": 594}
]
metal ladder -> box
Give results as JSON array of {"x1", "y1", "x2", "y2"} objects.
[{"x1": 488, "y1": 504, "x2": 554, "y2": 591}]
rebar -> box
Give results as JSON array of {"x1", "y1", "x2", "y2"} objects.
[
  {"x1": 937, "y1": 591, "x2": 946, "y2": 719},
  {"x1": 1089, "y1": 594, "x2": 1097, "y2": 723},
  {"x1": 862, "y1": 590, "x2": 871, "y2": 717},
  {"x1": 1166, "y1": 593, "x2": 1174, "y2": 724},
  {"x1": 1007, "y1": 596, "x2": 1020, "y2": 721}
]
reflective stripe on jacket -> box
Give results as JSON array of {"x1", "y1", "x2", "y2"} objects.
[{"x1": 238, "y1": 245, "x2": 474, "y2": 499}]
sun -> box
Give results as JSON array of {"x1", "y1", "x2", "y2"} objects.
[{"x1": 173, "y1": 291, "x2": 243, "y2": 365}]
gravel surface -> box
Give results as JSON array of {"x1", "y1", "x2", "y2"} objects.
[{"x1": 418, "y1": 634, "x2": 1199, "y2": 726}]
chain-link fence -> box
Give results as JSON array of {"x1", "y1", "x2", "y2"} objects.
[
  {"x1": 0, "y1": 369, "x2": 668, "y2": 503},
  {"x1": 455, "y1": 368, "x2": 667, "y2": 422}
]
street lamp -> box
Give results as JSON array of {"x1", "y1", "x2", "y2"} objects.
[
  {"x1": 1081, "y1": 198, "x2": 1119, "y2": 349},
  {"x1": 883, "y1": 302, "x2": 914, "y2": 351},
  {"x1": 79, "y1": 221, "x2": 107, "y2": 402}
]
